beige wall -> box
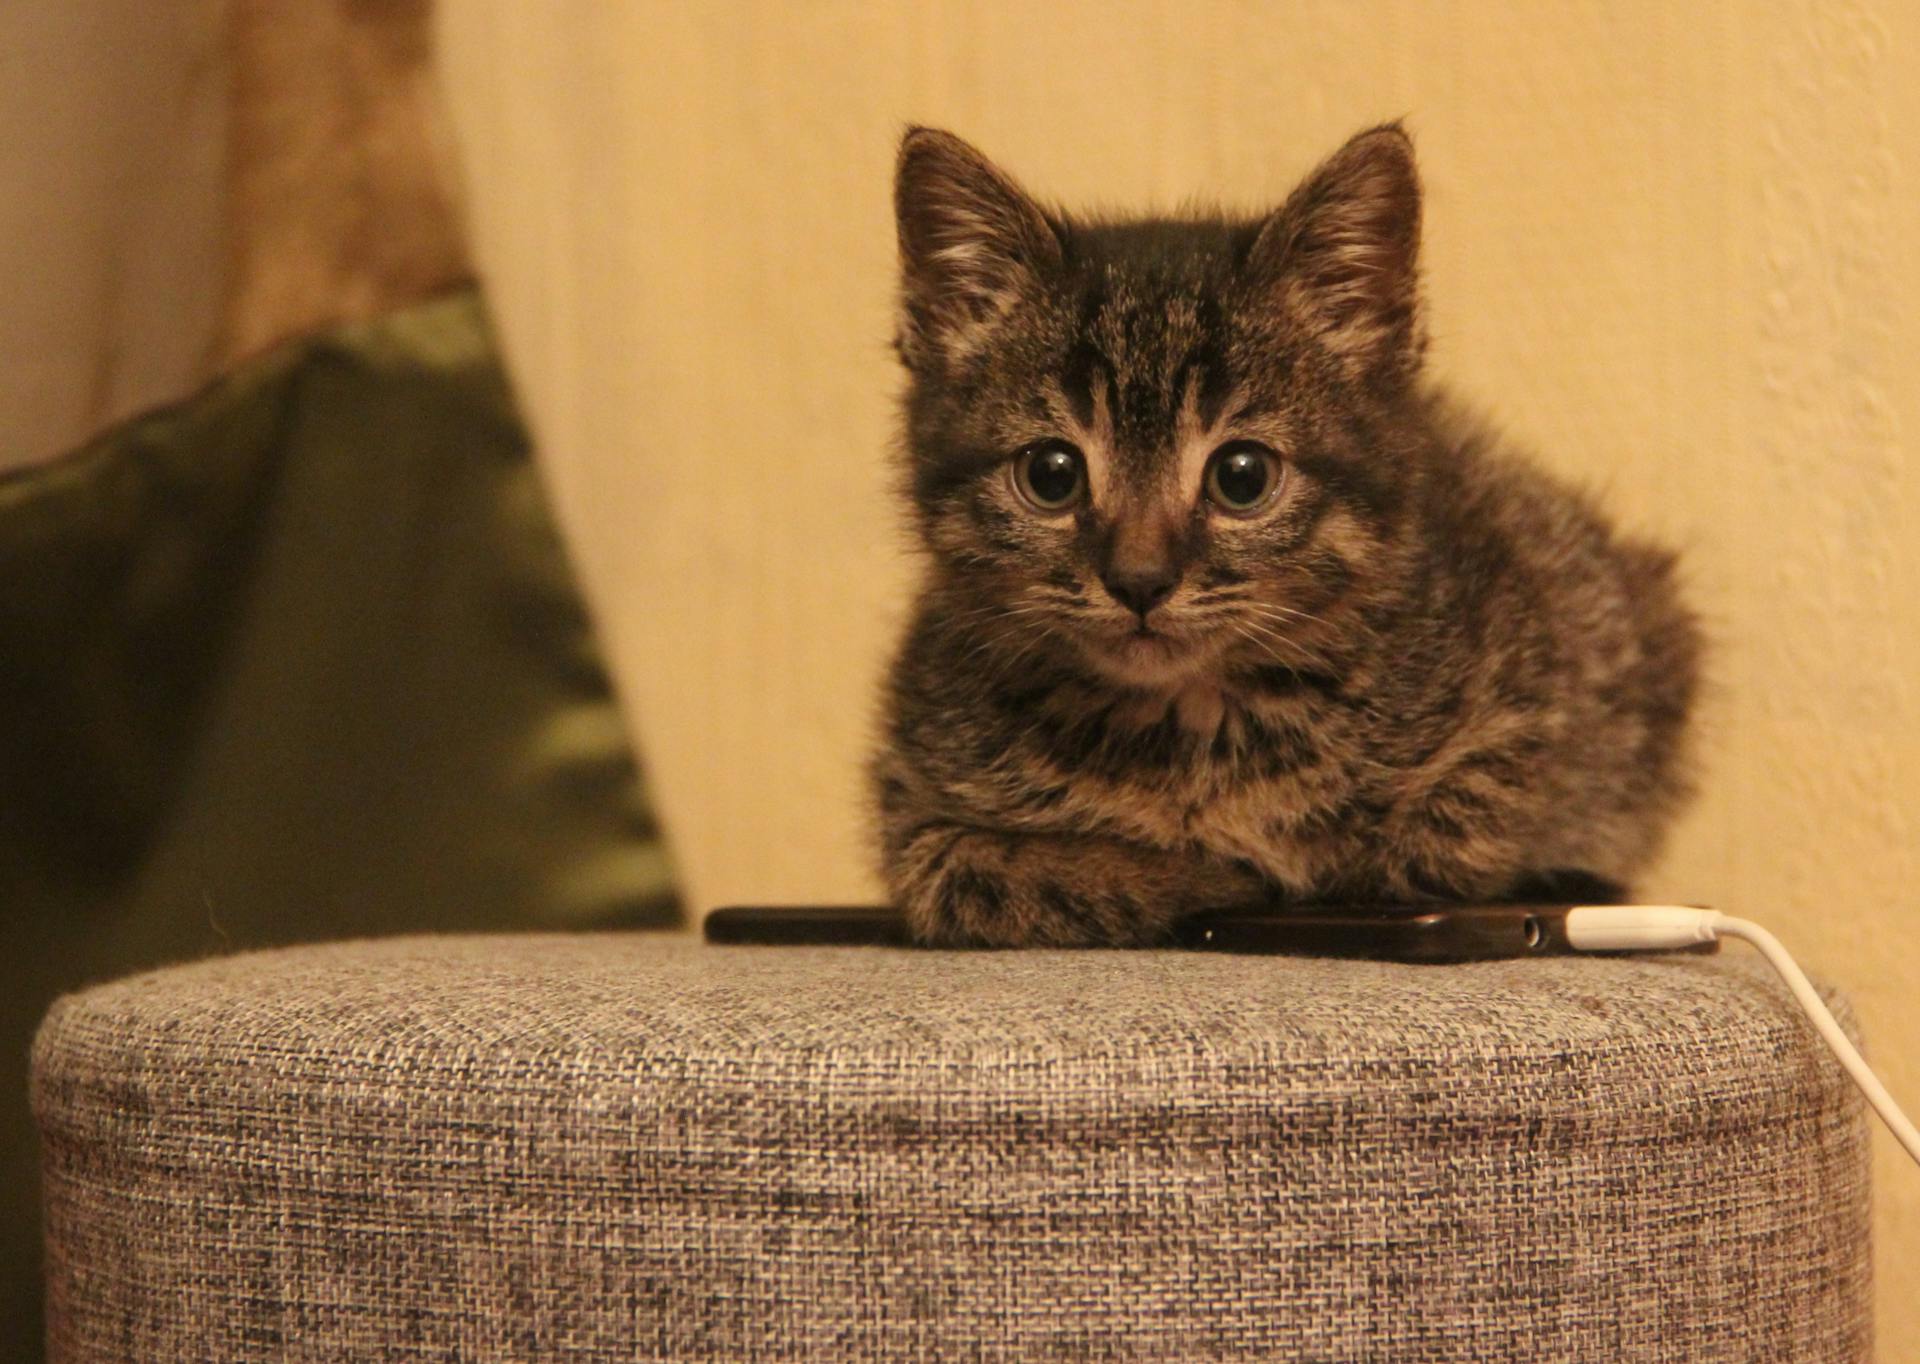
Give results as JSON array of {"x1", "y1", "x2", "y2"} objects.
[{"x1": 437, "y1": 0, "x2": 1920, "y2": 1340}]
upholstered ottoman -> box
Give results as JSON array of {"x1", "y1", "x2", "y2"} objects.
[{"x1": 33, "y1": 935, "x2": 1871, "y2": 1360}]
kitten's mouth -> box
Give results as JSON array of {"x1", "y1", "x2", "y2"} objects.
[
  {"x1": 1119, "y1": 616, "x2": 1179, "y2": 650},
  {"x1": 1081, "y1": 620, "x2": 1214, "y2": 687}
]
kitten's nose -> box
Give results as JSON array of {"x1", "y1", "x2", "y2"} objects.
[{"x1": 1101, "y1": 565, "x2": 1179, "y2": 619}]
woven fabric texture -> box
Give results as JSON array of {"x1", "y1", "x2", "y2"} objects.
[{"x1": 34, "y1": 935, "x2": 1871, "y2": 1361}]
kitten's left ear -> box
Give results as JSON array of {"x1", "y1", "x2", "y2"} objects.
[
  {"x1": 1248, "y1": 123, "x2": 1425, "y2": 388},
  {"x1": 894, "y1": 127, "x2": 1063, "y2": 372}
]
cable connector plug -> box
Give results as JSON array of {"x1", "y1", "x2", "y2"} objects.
[{"x1": 1564, "y1": 905, "x2": 1720, "y2": 951}]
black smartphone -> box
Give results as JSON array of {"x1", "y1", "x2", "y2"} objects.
[
  {"x1": 704, "y1": 905, "x2": 911, "y2": 947},
  {"x1": 701, "y1": 902, "x2": 1700, "y2": 962},
  {"x1": 1171, "y1": 902, "x2": 1582, "y2": 961}
]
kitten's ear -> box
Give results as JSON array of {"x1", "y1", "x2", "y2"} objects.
[
  {"x1": 1248, "y1": 123, "x2": 1425, "y2": 388},
  {"x1": 894, "y1": 127, "x2": 1062, "y2": 371}
]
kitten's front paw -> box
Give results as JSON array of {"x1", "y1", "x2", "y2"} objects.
[{"x1": 887, "y1": 826, "x2": 1264, "y2": 948}]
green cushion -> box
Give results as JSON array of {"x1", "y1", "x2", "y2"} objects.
[{"x1": 1, "y1": 290, "x2": 677, "y2": 1354}]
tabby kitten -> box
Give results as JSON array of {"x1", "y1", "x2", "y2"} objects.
[{"x1": 872, "y1": 123, "x2": 1699, "y2": 947}]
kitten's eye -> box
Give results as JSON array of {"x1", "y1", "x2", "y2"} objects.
[
  {"x1": 1204, "y1": 441, "x2": 1283, "y2": 515},
  {"x1": 1012, "y1": 439, "x2": 1087, "y2": 513}
]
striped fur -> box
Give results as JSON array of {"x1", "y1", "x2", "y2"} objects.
[{"x1": 874, "y1": 125, "x2": 1699, "y2": 947}]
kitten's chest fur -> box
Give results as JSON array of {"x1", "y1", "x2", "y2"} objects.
[
  {"x1": 1032, "y1": 677, "x2": 1355, "y2": 869},
  {"x1": 912, "y1": 648, "x2": 1385, "y2": 891}
]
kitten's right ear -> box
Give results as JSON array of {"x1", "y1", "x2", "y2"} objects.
[
  {"x1": 1246, "y1": 123, "x2": 1425, "y2": 389},
  {"x1": 894, "y1": 127, "x2": 1062, "y2": 372}
]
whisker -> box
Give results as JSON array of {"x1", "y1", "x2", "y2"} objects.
[
  {"x1": 1240, "y1": 600, "x2": 1380, "y2": 644},
  {"x1": 983, "y1": 623, "x2": 1063, "y2": 683},
  {"x1": 1223, "y1": 618, "x2": 1271, "y2": 658},
  {"x1": 1231, "y1": 616, "x2": 1341, "y2": 674}
]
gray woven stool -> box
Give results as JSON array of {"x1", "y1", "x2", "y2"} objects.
[{"x1": 33, "y1": 935, "x2": 1871, "y2": 1360}]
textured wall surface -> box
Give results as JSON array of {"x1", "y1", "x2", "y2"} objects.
[{"x1": 436, "y1": 1, "x2": 1920, "y2": 1344}]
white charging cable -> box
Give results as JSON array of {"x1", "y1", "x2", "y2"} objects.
[{"x1": 1565, "y1": 906, "x2": 1920, "y2": 1166}]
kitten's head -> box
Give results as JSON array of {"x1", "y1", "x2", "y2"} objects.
[{"x1": 894, "y1": 124, "x2": 1426, "y2": 691}]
